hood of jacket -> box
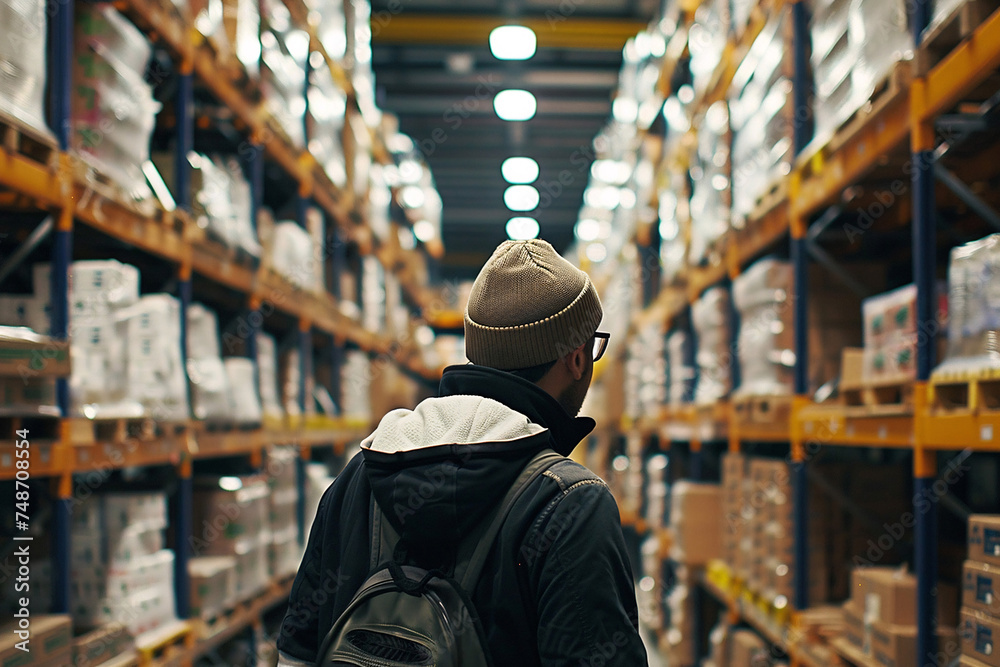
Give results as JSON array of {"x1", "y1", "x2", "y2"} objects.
[{"x1": 360, "y1": 364, "x2": 596, "y2": 568}]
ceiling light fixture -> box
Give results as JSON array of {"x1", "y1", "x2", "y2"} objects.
[
  {"x1": 501, "y1": 157, "x2": 539, "y2": 184},
  {"x1": 506, "y1": 216, "x2": 540, "y2": 240},
  {"x1": 489, "y1": 25, "x2": 536, "y2": 60},
  {"x1": 504, "y1": 185, "x2": 540, "y2": 211},
  {"x1": 494, "y1": 89, "x2": 536, "y2": 121}
]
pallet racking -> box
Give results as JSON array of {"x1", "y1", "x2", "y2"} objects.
[
  {"x1": 596, "y1": 0, "x2": 1000, "y2": 663},
  {"x1": 0, "y1": 0, "x2": 451, "y2": 660}
]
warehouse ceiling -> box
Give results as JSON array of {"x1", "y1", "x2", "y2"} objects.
[{"x1": 371, "y1": 0, "x2": 657, "y2": 282}]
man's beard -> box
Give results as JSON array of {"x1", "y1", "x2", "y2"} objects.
[{"x1": 558, "y1": 374, "x2": 590, "y2": 417}]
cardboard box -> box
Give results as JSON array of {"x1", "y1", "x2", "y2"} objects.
[
  {"x1": 191, "y1": 476, "x2": 270, "y2": 557},
  {"x1": 729, "y1": 629, "x2": 768, "y2": 666},
  {"x1": 961, "y1": 609, "x2": 1000, "y2": 667},
  {"x1": 851, "y1": 567, "x2": 917, "y2": 626},
  {"x1": 72, "y1": 623, "x2": 136, "y2": 667},
  {"x1": 0, "y1": 331, "x2": 70, "y2": 378},
  {"x1": 969, "y1": 515, "x2": 1000, "y2": 568},
  {"x1": 190, "y1": 556, "x2": 237, "y2": 620},
  {"x1": 964, "y1": 559, "x2": 1000, "y2": 616},
  {"x1": 669, "y1": 481, "x2": 723, "y2": 565},
  {"x1": 0, "y1": 615, "x2": 71, "y2": 666}
]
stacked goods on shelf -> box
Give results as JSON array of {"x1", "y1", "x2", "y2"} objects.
[
  {"x1": 0, "y1": 293, "x2": 50, "y2": 334},
  {"x1": 809, "y1": 0, "x2": 912, "y2": 141},
  {"x1": 341, "y1": 350, "x2": 371, "y2": 424},
  {"x1": 361, "y1": 256, "x2": 386, "y2": 333},
  {"x1": 307, "y1": 61, "x2": 348, "y2": 188},
  {"x1": 187, "y1": 303, "x2": 232, "y2": 422},
  {"x1": 72, "y1": 5, "x2": 160, "y2": 194},
  {"x1": 688, "y1": 102, "x2": 732, "y2": 267},
  {"x1": 192, "y1": 475, "x2": 272, "y2": 603},
  {"x1": 727, "y1": 629, "x2": 769, "y2": 667},
  {"x1": 226, "y1": 356, "x2": 263, "y2": 424},
  {"x1": 189, "y1": 154, "x2": 260, "y2": 257},
  {"x1": 645, "y1": 453, "x2": 669, "y2": 530},
  {"x1": 669, "y1": 481, "x2": 723, "y2": 565},
  {"x1": 189, "y1": 555, "x2": 237, "y2": 621},
  {"x1": 692, "y1": 286, "x2": 733, "y2": 404},
  {"x1": 843, "y1": 566, "x2": 959, "y2": 665},
  {"x1": 688, "y1": 1, "x2": 727, "y2": 96},
  {"x1": 733, "y1": 259, "x2": 873, "y2": 396},
  {"x1": 71, "y1": 493, "x2": 177, "y2": 637},
  {"x1": 623, "y1": 324, "x2": 666, "y2": 421},
  {"x1": 257, "y1": 332, "x2": 283, "y2": 424},
  {"x1": 347, "y1": 0, "x2": 378, "y2": 124},
  {"x1": 619, "y1": 432, "x2": 647, "y2": 520},
  {"x1": 722, "y1": 453, "x2": 917, "y2": 605},
  {"x1": 259, "y1": 0, "x2": 308, "y2": 148},
  {"x1": 118, "y1": 294, "x2": 190, "y2": 421},
  {"x1": 667, "y1": 329, "x2": 695, "y2": 405},
  {"x1": 0, "y1": 616, "x2": 71, "y2": 665},
  {"x1": 280, "y1": 345, "x2": 305, "y2": 419},
  {"x1": 639, "y1": 534, "x2": 664, "y2": 633},
  {"x1": 267, "y1": 447, "x2": 302, "y2": 578},
  {"x1": 657, "y1": 98, "x2": 693, "y2": 287},
  {"x1": 304, "y1": 461, "x2": 336, "y2": 534},
  {"x1": 961, "y1": 515, "x2": 1000, "y2": 665},
  {"x1": 729, "y1": 7, "x2": 790, "y2": 226},
  {"x1": 860, "y1": 284, "x2": 940, "y2": 385},
  {"x1": 663, "y1": 565, "x2": 700, "y2": 666},
  {"x1": 271, "y1": 221, "x2": 320, "y2": 291},
  {"x1": 0, "y1": 323, "x2": 68, "y2": 413},
  {"x1": 190, "y1": 0, "x2": 260, "y2": 76},
  {"x1": 71, "y1": 623, "x2": 138, "y2": 666},
  {"x1": 938, "y1": 234, "x2": 1000, "y2": 374},
  {"x1": 0, "y1": 0, "x2": 50, "y2": 135},
  {"x1": 308, "y1": 0, "x2": 346, "y2": 61}
]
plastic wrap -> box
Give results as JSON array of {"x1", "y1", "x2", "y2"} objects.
[
  {"x1": 117, "y1": 295, "x2": 189, "y2": 421},
  {"x1": 730, "y1": 9, "x2": 790, "y2": 227},
  {"x1": 667, "y1": 329, "x2": 695, "y2": 405},
  {"x1": 307, "y1": 0, "x2": 346, "y2": 59},
  {"x1": 225, "y1": 357, "x2": 262, "y2": 424},
  {"x1": 624, "y1": 325, "x2": 666, "y2": 420},
  {"x1": 307, "y1": 63, "x2": 347, "y2": 187},
  {"x1": 848, "y1": 0, "x2": 911, "y2": 104},
  {"x1": 260, "y1": 0, "x2": 307, "y2": 147},
  {"x1": 689, "y1": 2, "x2": 727, "y2": 96},
  {"x1": 341, "y1": 350, "x2": 371, "y2": 422},
  {"x1": 272, "y1": 221, "x2": 318, "y2": 290},
  {"x1": 939, "y1": 234, "x2": 1000, "y2": 373},
  {"x1": 0, "y1": 0, "x2": 51, "y2": 135},
  {"x1": 692, "y1": 286, "x2": 733, "y2": 404},
  {"x1": 689, "y1": 102, "x2": 731, "y2": 265},
  {"x1": 733, "y1": 259, "x2": 796, "y2": 396},
  {"x1": 257, "y1": 332, "x2": 282, "y2": 421},
  {"x1": 361, "y1": 256, "x2": 385, "y2": 333},
  {"x1": 72, "y1": 5, "x2": 159, "y2": 193}
]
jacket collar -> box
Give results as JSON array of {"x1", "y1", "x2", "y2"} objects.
[{"x1": 438, "y1": 364, "x2": 596, "y2": 456}]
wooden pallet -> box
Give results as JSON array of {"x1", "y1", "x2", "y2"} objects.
[
  {"x1": 916, "y1": 0, "x2": 1000, "y2": 75},
  {"x1": 68, "y1": 417, "x2": 188, "y2": 446},
  {"x1": 72, "y1": 157, "x2": 160, "y2": 219},
  {"x1": 826, "y1": 60, "x2": 913, "y2": 157},
  {"x1": 733, "y1": 394, "x2": 794, "y2": 426},
  {"x1": 0, "y1": 414, "x2": 61, "y2": 442},
  {"x1": 134, "y1": 620, "x2": 192, "y2": 664},
  {"x1": 749, "y1": 176, "x2": 789, "y2": 222},
  {"x1": 841, "y1": 377, "x2": 915, "y2": 415},
  {"x1": 0, "y1": 110, "x2": 58, "y2": 168},
  {"x1": 929, "y1": 366, "x2": 1000, "y2": 412}
]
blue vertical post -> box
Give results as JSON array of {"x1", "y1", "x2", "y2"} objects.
[
  {"x1": 297, "y1": 325, "x2": 311, "y2": 545},
  {"x1": 47, "y1": 0, "x2": 72, "y2": 149},
  {"x1": 912, "y1": 0, "x2": 937, "y2": 661},
  {"x1": 175, "y1": 70, "x2": 194, "y2": 211},
  {"x1": 175, "y1": 270, "x2": 193, "y2": 619},
  {"x1": 329, "y1": 226, "x2": 344, "y2": 414},
  {"x1": 790, "y1": 0, "x2": 811, "y2": 613},
  {"x1": 47, "y1": 0, "x2": 73, "y2": 615},
  {"x1": 51, "y1": 213, "x2": 72, "y2": 613}
]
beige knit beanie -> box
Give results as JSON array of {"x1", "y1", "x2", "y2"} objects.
[{"x1": 464, "y1": 239, "x2": 604, "y2": 370}]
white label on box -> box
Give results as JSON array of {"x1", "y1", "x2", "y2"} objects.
[
  {"x1": 982, "y1": 425, "x2": 994, "y2": 442},
  {"x1": 1, "y1": 453, "x2": 10, "y2": 468},
  {"x1": 878, "y1": 425, "x2": 887, "y2": 440}
]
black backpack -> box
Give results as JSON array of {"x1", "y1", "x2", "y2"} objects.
[{"x1": 316, "y1": 448, "x2": 563, "y2": 667}]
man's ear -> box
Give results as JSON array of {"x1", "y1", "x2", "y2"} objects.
[{"x1": 564, "y1": 343, "x2": 587, "y2": 381}]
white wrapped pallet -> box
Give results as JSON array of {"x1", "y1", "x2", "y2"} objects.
[
  {"x1": 307, "y1": 63, "x2": 348, "y2": 187},
  {"x1": 225, "y1": 357, "x2": 262, "y2": 425},
  {"x1": 692, "y1": 286, "x2": 733, "y2": 405},
  {"x1": 0, "y1": 0, "x2": 51, "y2": 136},
  {"x1": 689, "y1": 102, "x2": 731, "y2": 265},
  {"x1": 117, "y1": 294, "x2": 189, "y2": 421},
  {"x1": 939, "y1": 234, "x2": 1000, "y2": 373},
  {"x1": 72, "y1": 5, "x2": 160, "y2": 193},
  {"x1": 732, "y1": 259, "x2": 795, "y2": 396},
  {"x1": 667, "y1": 330, "x2": 694, "y2": 406},
  {"x1": 260, "y1": 0, "x2": 307, "y2": 148},
  {"x1": 257, "y1": 332, "x2": 283, "y2": 421},
  {"x1": 273, "y1": 222, "x2": 319, "y2": 290},
  {"x1": 341, "y1": 350, "x2": 371, "y2": 423}
]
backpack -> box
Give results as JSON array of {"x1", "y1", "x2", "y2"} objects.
[{"x1": 316, "y1": 448, "x2": 564, "y2": 667}]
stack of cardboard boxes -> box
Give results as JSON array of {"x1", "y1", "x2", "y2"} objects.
[
  {"x1": 71, "y1": 493, "x2": 177, "y2": 638},
  {"x1": 692, "y1": 287, "x2": 733, "y2": 405},
  {"x1": 662, "y1": 565, "x2": 699, "y2": 666},
  {"x1": 191, "y1": 475, "x2": 272, "y2": 611},
  {"x1": 268, "y1": 447, "x2": 303, "y2": 578},
  {"x1": 860, "y1": 284, "x2": 947, "y2": 386},
  {"x1": 670, "y1": 481, "x2": 724, "y2": 566},
  {"x1": 843, "y1": 566, "x2": 958, "y2": 665},
  {"x1": 0, "y1": 616, "x2": 72, "y2": 665},
  {"x1": 960, "y1": 515, "x2": 1000, "y2": 666}
]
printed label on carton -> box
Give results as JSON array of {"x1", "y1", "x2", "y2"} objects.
[
  {"x1": 986, "y1": 528, "x2": 1000, "y2": 558},
  {"x1": 977, "y1": 622, "x2": 994, "y2": 656},
  {"x1": 979, "y1": 575, "x2": 995, "y2": 607}
]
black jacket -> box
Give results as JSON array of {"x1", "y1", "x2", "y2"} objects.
[{"x1": 277, "y1": 365, "x2": 647, "y2": 666}]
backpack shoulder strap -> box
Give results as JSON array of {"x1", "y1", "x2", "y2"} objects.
[{"x1": 456, "y1": 448, "x2": 564, "y2": 591}]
